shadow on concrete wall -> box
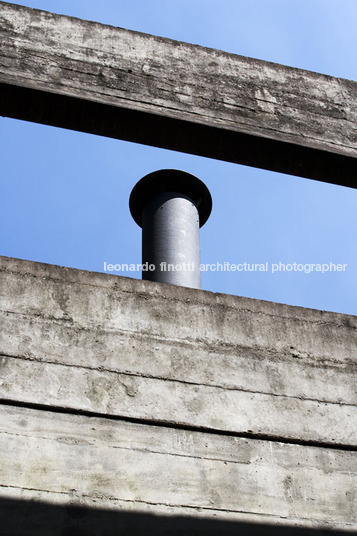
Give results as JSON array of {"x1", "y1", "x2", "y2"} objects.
[{"x1": 0, "y1": 497, "x2": 355, "y2": 536}]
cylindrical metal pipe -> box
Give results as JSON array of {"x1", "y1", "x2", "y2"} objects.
[
  {"x1": 142, "y1": 191, "x2": 201, "y2": 287},
  {"x1": 129, "y1": 169, "x2": 212, "y2": 289}
]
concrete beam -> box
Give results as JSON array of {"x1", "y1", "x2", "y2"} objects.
[
  {"x1": 0, "y1": 1, "x2": 356, "y2": 187},
  {"x1": 0, "y1": 404, "x2": 356, "y2": 531},
  {"x1": 1, "y1": 256, "x2": 356, "y2": 447}
]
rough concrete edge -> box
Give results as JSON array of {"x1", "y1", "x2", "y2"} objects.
[
  {"x1": 1, "y1": 255, "x2": 356, "y2": 325},
  {"x1": 2, "y1": 0, "x2": 356, "y2": 84}
]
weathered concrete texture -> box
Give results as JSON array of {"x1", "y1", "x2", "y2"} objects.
[
  {"x1": 0, "y1": 2, "x2": 356, "y2": 186},
  {"x1": 0, "y1": 404, "x2": 356, "y2": 532},
  {"x1": 0, "y1": 256, "x2": 356, "y2": 448}
]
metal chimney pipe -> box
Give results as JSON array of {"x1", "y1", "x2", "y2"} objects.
[{"x1": 129, "y1": 169, "x2": 212, "y2": 289}]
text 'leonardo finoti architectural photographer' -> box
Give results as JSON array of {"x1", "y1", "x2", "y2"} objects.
[{"x1": 103, "y1": 261, "x2": 348, "y2": 275}]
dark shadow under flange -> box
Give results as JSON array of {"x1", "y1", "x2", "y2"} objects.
[{"x1": 1, "y1": 83, "x2": 356, "y2": 188}]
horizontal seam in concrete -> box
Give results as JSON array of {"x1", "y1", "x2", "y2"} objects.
[
  {"x1": 1, "y1": 353, "x2": 354, "y2": 407},
  {"x1": 0, "y1": 399, "x2": 355, "y2": 452},
  {"x1": 1, "y1": 484, "x2": 355, "y2": 527},
  {"x1": 2, "y1": 311, "x2": 355, "y2": 368},
  {"x1": 0, "y1": 484, "x2": 288, "y2": 520},
  {"x1": 0, "y1": 429, "x2": 252, "y2": 466},
  {"x1": 2, "y1": 310, "x2": 356, "y2": 366},
  {"x1": 0, "y1": 484, "x2": 69, "y2": 497},
  {"x1": 3, "y1": 427, "x2": 356, "y2": 469}
]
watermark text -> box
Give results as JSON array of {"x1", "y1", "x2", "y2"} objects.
[{"x1": 103, "y1": 261, "x2": 348, "y2": 274}]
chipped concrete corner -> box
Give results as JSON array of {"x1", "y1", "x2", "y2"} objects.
[{"x1": 0, "y1": 255, "x2": 356, "y2": 534}]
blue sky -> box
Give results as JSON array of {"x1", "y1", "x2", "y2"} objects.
[{"x1": 1, "y1": 0, "x2": 356, "y2": 315}]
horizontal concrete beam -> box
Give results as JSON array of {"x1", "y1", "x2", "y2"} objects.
[
  {"x1": 0, "y1": 2, "x2": 356, "y2": 187},
  {"x1": 1, "y1": 354, "x2": 355, "y2": 447},
  {"x1": 0, "y1": 404, "x2": 356, "y2": 530},
  {"x1": 1, "y1": 256, "x2": 356, "y2": 447}
]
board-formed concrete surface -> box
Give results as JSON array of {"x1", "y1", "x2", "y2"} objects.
[
  {"x1": 0, "y1": 404, "x2": 356, "y2": 531},
  {"x1": 1, "y1": 1, "x2": 356, "y2": 186},
  {"x1": 0, "y1": 256, "x2": 356, "y2": 533},
  {"x1": 1, "y1": 256, "x2": 356, "y2": 446}
]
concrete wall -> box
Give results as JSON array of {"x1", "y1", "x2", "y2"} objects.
[{"x1": 0, "y1": 255, "x2": 356, "y2": 534}]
